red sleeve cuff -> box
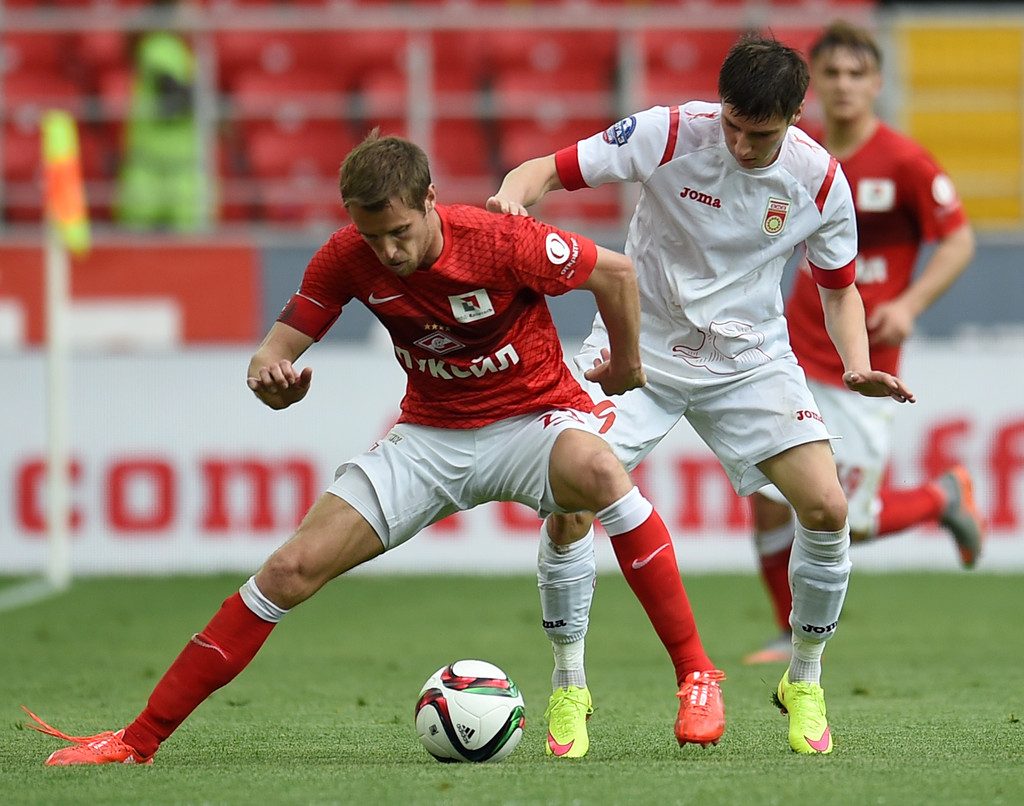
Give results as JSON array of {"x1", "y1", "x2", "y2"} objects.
[
  {"x1": 276, "y1": 293, "x2": 340, "y2": 341},
  {"x1": 809, "y1": 259, "x2": 856, "y2": 289},
  {"x1": 554, "y1": 145, "x2": 587, "y2": 191}
]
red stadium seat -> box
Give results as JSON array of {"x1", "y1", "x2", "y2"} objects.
[
  {"x1": 95, "y1": 67, "x2": 133, "y2": 120},
  {"x1": 230, "y1": 69, "x2": 347, "y2": 122},
  {"x1": 431, "y1": 30, "x2": 489, "y2": 95},
  {"x1": 74, "y1": 30, "x2": 131, "y2": 76},
  {"x1": 430, "y1": 118, "x2": 496, "y2": 179},
  {"x1": 332, "y1": 30, "x2": 409, "y2": 88},
  {"x1": 497, "y1": 115, "x2": 609, "y2": 173},
  {"x1": 1, "y1": 72, "x2": 86, "y2": 121},
  {"x1": 483, "y1": 29, "x2": 618, "y2": 78},
  {"x1": 490, "y1": 68, "x2": 616, "y2": 118},
  {"x1": 243, "y1": 120, "x2": 357, "y2": 224},
  {"x1": 484, "y1": 30, "x2": 618, "y2": 129},
  {"x1": 245, "y1": 120, "x2": 356, "y2": 179},
  {"x1": 358, "y1": 67, "x2": 407, "y2": 120},
  {"x1": 1, "y1": 32, "x2": 73, "y2": 72},
  {"x1": 215, "y1": 31, "x2": 354, "y2": 92},
  {"x1": 640, "y1": 29, "x2": 738, "y2": 108},
  {"x1": 2, "y1": 123, "x2": 42, "y2": 183}
]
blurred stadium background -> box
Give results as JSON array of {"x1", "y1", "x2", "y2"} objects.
[{"x1": 2, "y1": 0, "x2": 1024, "y2": 581}]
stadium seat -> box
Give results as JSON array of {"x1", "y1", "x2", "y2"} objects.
[
  {"x1": 639, "y1": 29, "x2": 738, "y2": 108},
  {"x1": 1, "y1": 32, "x2": 71, "y2": 72},
  {"x1": 1, "y1": 72, "x2": 86, "y2": 121},
  {"x1": 483, "y1": 29, "x2": 618, "y2": 79},
  {"x1": 431, "y1": 30, "x2": 489, "y2": 95},
  {"x1": 484, "y1": 30, "x2": 618, "y2": 127},
  {"x1": 95, "y1": 67, "x2": 133, "y2": 120},
  {"x1": 215, "y1": 31, "x2": 353, "y2": 92},
  {"x1": 497, "y1": 115, "x2": 609, "y2": 174},
  {"x1": 244, "y1": 120, "x2": 355, "y2": 179},
  {"x1": 357, "y1": 67, "x2": 407, "y2": 121},
  {"x1": 333, "y1": 30, "x2": 409, "y2": 89},
  {"x1": 230, "y1": 69, "x2": 348, "y2": 123},
  {"x1": 2, "y1": 123, "x2": 41, "y2": 183},
  {"x1": 490, "y1": 68, "x2": 616, "y2": 119},
  {"x1": 242, "y1": 120, "x2": 356, "y2": 223},
  {"x1": 430, "y1": 118, "x2": 496, "y2": 179},
  {"x1": 74, "y1": 30, "x2": 131, "y2": 76}
]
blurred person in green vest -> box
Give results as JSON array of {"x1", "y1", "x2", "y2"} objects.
[{"x1": 116, "y1": 0, "x2": 213, "y2": 231}]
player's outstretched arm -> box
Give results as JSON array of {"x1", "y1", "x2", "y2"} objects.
[
  {"x1": 246, "y1": 322, "x2": 316, "y2": 410},
  {"x1": 486, "y1": 155, "x2": 563, "y2": 216},
  {"x1": 579, "y1": 246, "x2": 646, "y2": 396}
]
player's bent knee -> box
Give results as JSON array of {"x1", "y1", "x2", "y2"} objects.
[
  {"x1": 796, "y1": 496, "x2": 848, "y2": 532},
  {"x1": 546, "y1": 512, "x2": 595, "y2": 545}
]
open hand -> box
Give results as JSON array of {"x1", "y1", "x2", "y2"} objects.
[
  {"x1": 843, "y1": 369, "x2": 915, "y2": 403},
  {"x1": 247, "y1": 361, "x2": 313, "y2": 409}
]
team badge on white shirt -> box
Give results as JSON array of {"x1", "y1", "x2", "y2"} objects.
[{"x1": 762, "y1": 197, "x2": 791, "y2": 236}]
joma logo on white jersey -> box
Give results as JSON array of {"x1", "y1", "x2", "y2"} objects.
[
  {"x1": 394, "y1": 343, "x2": 520, "y2": 379},
  {"x1": 680, "y1": 187, "x2": 722, "y2": 208}
]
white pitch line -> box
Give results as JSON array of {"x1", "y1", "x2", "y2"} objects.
[{"x1": 0, "y1": 579, "x2": 65, "y2": 612}]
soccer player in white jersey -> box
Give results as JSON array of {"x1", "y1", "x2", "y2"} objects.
[
  {"x1": 25, "y1": 132, "x2": 722, "y2": 765},
  {"x1": 489, "y1": 34, "x2": 915, "y2": 755},
  {"x1": 744, "y1": 21, "x2": 982, "y2": 666}
]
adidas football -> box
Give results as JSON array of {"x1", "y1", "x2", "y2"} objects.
[{"x1": 414, "y1": 659, "x2": 526, "y2": 763}]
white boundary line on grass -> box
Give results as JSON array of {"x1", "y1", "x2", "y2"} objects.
[{"x1": 0, "y1": 579, "x2": 64, "y2": 613}]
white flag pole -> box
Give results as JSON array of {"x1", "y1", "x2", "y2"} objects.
[{"x1": 44, "y1": 223, "x2": 72, "y2": 590}]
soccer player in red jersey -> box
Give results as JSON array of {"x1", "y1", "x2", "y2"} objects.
[
  {"x1": 744, "y1": 21, "x2": 983, "y2": 666},
  {"x1": 24, "y1": 132, "x2": 721, "y2": 764}
]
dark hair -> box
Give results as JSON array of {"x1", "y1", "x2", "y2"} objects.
[
  {"x1": 718, "y1": 33, "x2": 809, "y2": 122},
  {"x1": 339, "y1": 129, "x2": 432, "y2": 213},
  {"x1": 809, "y1": 20, "x2": 883, "y2": 69}
]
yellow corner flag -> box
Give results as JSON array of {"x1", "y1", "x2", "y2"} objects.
[{"x1": 41, "y1": 110, "x2": 91, "y2": 256}]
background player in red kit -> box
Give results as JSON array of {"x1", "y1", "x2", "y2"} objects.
[
  {"x1": 745, "y1": 21, "x2": 983, "y2": 665},
  {"x1": 24, "y1": 132, "x2": 723, "y2": 765}
]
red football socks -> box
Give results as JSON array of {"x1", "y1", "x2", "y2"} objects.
[
  {"x1": 876, "y1": 484, "x2": 945, "y2": 536},
  {"x1": 122, "y1": 592, "x2": 277, "y2": 758},
  {"x1": 608, "y1": 509, "x2": 714, "y2": 686},
  {"x1": 758, "y1": 546, "x2": 793, "y2": 633}
]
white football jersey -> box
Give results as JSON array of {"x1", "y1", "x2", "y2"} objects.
[{"x1": 559, "y1": 101, "x2": 858, "y2": 379}]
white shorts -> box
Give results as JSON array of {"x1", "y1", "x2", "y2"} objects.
[
  {"x1": 575, "y1": 335, "x2": 833, "y2": 497},
  {"x1": 328, "y1": 410, "x2": 598, "y2": 550},
  {"x1": 760, "y1": 378, "x2": 894, "y2": 533}
]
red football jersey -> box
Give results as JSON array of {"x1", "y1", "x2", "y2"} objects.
[
  {"x1": 276, "y1": 203, "x2": 599, "y2": 428},
  {"x1": 787, "y1": 122, "x2": 968, "y2": 385}
]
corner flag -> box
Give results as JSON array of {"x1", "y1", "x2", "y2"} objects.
[{"x1": 41, "y1": 109, "x2": 91, "y2": 256}]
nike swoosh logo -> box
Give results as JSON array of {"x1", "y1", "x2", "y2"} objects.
[
  {"x1": 368, "y1": 292, "x2": 404, "y2": 305},
  {"x1": 547, "y1": 732, "x2": 575, "y2": 756},
  {"x1": 631, "y1": 542, "x2": 671, "y2": 570},
  {"x1": 805, "y1": 727, "x2": 831, "y2": 752}
]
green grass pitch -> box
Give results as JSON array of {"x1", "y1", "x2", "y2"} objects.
[{"x1": 2, "y1": 572, "x2": 1022, "y2": 805}]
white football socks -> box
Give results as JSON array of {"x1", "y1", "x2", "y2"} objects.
[
  {"x1": 788, "y1": 521, "x2": 851, "y2": 684},
  {"x1": 538, "y1": 521, "x2": 595, "y2": 690}
]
